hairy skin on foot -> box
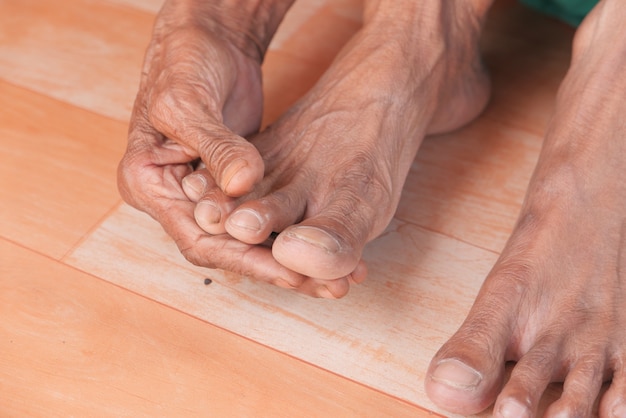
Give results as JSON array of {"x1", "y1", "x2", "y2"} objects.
[
  {"x1": 426, "y1": 2, "x2": 626, "y2": 416},
  {"x1": 185, "y1": 0, "x2": 491, "y2": 287}
]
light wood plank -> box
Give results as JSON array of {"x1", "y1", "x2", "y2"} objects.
[
  {"x1": 263, "y1": 2, "x2": 363, "y2": 125},
  {"x1": 0, "y1": 81, "x2": 126, "y2": 259},
  {"x1": 0, "y1": 0, "x2": 154, "y2": 121},
  {"x1": 0, "y1": 238, "x2": 435, "y2": 418},
  {"x1": 270, "y1": 0, "x2": 362, "y2": 52},
  {"x1": 65, "y1": 203, "x2": 498, "y2": 416},
  {"x1": 262, "y1": 51, "x2": 328, "y2": 126},
  {"x1": 0, "y1": 0, "x2": 583, "y2": 416},
  {"x1": 103, "y1": 0, "x2": 164, "y2": 14}
]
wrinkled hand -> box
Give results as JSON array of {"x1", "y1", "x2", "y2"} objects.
[{"x1": 117, "y1": 4, "x2": 351, "y2": 297}]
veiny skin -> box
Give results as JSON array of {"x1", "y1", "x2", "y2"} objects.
[{"x1": 118, "y1": 0, "x2": 626, "y2": 415}]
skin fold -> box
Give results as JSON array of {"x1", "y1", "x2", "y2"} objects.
[{"x1": 118, "y1": 0, "x2": 626, "y2": 415}]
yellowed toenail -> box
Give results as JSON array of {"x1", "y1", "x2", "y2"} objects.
[
  {"x1": 287, "y1": 226, "x2": 341, "y2": 253},
  {"x1": 196, "y1": 201, "x2": 221, "y2": 225},
  {"x1": 612, "y1": 403, "x2": 626, "y2": 418},
  {"x1": 228, "y1": 209, "x2": 262, "y2": 232},
  {"x1": 431, "y1": 359, "x2": 482, "y2": 390},
  {"x1": 499, "y1": 400, "x2": 530, "y2": 418}
]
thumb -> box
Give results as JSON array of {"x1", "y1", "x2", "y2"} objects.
[
  {"x1": 149, "y1": 97, "x2": 264, "y2": 197},
  {"x1": 193, "y1": 123, "x2": 264, "y2": 197}
]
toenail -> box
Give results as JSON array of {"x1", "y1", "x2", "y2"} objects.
[
  {"x1": 430, "y1": 359, "x2": 482, "y2": 390},
  {"x1": 182, "y1": 174, "x2": 207, "y2": 201},
  {"x1": 195, "y1": 201, "x2": 221, "y2": 225},
  {"x1": 228, "y1": 209, "x2": 262, "y2": 232},
  {"x1": 498, "y1": 399, "x2": 530, "y2": 418},
  {"x1": 286, "y1": 226, "x2": 341, "y2": 253},
  {"x1": 612, "y1": 402, "x2": 626, "y2": 418}
]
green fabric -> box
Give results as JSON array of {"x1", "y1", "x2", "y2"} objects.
[{"x1": 520, "y1": 0, "x2": 598, "y2": 26}]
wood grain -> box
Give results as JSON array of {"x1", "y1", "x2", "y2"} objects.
[
  {"x1": 0, "y1": 81, "x2": 125, "y2": 259},
  {"x1": 1, "y1": 239, "x2": 435, "y2": 418},
  {"x1": 0, "y1": 0, "x2": 153, "y2": 121},
  {"x1": 65, "y1": 204, "x2": 498, "y2": 415},
  {"x1": 0, "y1": 0, "x2": 579, "y2": 416}
]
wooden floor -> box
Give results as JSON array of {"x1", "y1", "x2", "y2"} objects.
[{"x1": 0, "y1": 0, "x2": 577, "y2": 416}]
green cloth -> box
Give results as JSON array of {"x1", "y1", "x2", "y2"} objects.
[{"x1": 520, "y1": 0, "x2": 598, "y2": 26}]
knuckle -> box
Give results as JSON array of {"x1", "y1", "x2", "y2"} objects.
[
  {"x1": 147, "y1": 87, "x2": 185, "y2": 134},
  {"x1": 117, "y1": 152, "x2": 147, "y2": 208},
  {"x1": 198, "y1": 130, "x2": 243, "y2": 171}
]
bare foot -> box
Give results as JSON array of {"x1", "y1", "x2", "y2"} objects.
[
  {"x1": 426, "y1": 2, "x2": 626, "y2": 416},
  {"x1": 185, "y1": 1, "x2": 491, "y2": 285},
  {"x1": 118, "y1": 0, "x2": 332, "y2": 293}
]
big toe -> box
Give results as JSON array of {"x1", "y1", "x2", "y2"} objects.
[
  {"x1": 425, "y1": 317, "x2": 510, "y2": 415},
  {"x1": 272, "y1": 224, "x2": 363, "y2": 280}
]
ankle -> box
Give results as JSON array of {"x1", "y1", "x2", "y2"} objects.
[
  {"x1": 363, "y1": 0, "x2": 491, "y2": 38},
  {"x1": 158, "y1": 0, "x2": 296, "y2": 61},
  {"x1": 361, "y1": 0, "x2": 489, "y2": 76}
]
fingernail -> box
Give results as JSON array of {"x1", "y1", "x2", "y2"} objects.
[
  {"x1": 612, "y1": 402, "x2": 626, "y2": 418},
  {"x1": 182, "y1": 174, "x2": 207, "y2": 201},
  {"x1": 498, "y1": 399, "x2": 530, "y2": 418},
  {"x1": 195, "y1": 201, "x2": 221, "y2": 226},
  {"x1": 287, "y1": 226, "x2": 341, "y2": 253},
  {"x1": 228, "y1": 209, "x2": 262, "y2": 232},
  {"x1": 431, "y1": 359, "x2": 482, "y2": 390},
  {"x1": 223, "y1": 160, "x2": 250, "y2": 196}
]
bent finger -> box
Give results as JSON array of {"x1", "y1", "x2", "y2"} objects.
[{"x1": 147, "y1": 88, "x2": 264, "y2": 197}]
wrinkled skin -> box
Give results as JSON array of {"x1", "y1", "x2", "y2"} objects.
[{"x1": 119, "y1": 0, "x2": 626, "y2": 415}]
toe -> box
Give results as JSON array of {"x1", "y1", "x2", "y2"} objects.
[
  {"x1": 225, "y1": 187, "x2": 306, "y2": 245},
  {"x1": 600, "y1": 361, "x2": 626, "y2": 418},
  {"x1": 297, "y1": 276, "x2": 352, "y2": 299},
  {"x1": 273, "y1": 224, "x2": 362, "y2": 280},
  {"x1": 182, "y1": 171, "x2": 209, "y2": 202},
  {"x1": 544, "y1": 356, "x2": 605, "y2": 418},
  {"x1": 349, "y1": 260, "x2": 368, "y2": 284},
  {"x1": 493, "y1": 337, "x2": 561, "y2": 418},
  {"x1": 425, "y1": 286, "x2": 514, "y2": 415},
  {"x1": 271, "y1": 188, "x2": 379, "y2": 280},
  {"x1": 194, "y1": 199, "x2": 226, "y2": 235},
  {"x1": 296, "y1": 261, "x2": 367, "y2": 299},
  {"x1": 186, "y1": 169, "x2": 238, "y2": 235},
  {"x1": 426, "y1": 331, "x2": 508, "y2": 415}
]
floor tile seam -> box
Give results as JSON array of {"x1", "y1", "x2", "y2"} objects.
[
  {"x1": 10, "y1": 232, "x2": 433, "y2": 415},
  {"x1": 391, "y1": 215, "x2": 502, "y2": 256},
  {"x1": 60, "y1": 199, "x2": 125, "y2": 263},
  {"x1": 83, "y1": 0, "x2": 159, "y2": 17}
]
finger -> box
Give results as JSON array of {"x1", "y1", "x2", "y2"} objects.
[
  {"x1": 147, "y1": 87, "x2": 264, "y2": 197},
  {"x1": 120, "y1": 121, "x2": 305, "y2": 288},
  {"x1": 182, "y1": 168, "x2": 240, "y2": 235},
  {"x1": 119, "y1": 130, "x2": 195, "y2": 210},
  {"x1": 161, "y1": 197, "x2": 307, "y2": 289}
]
